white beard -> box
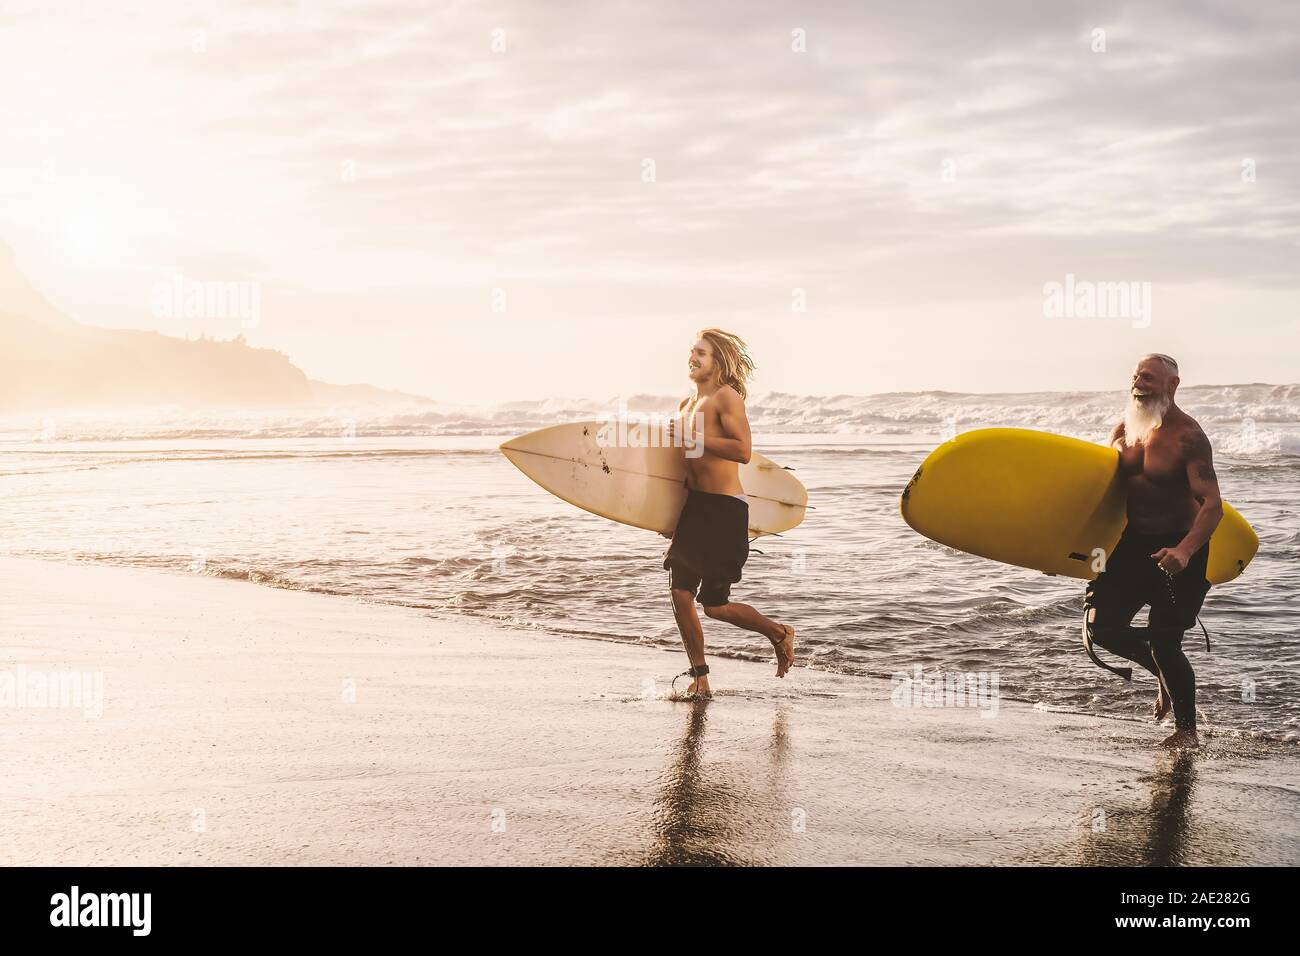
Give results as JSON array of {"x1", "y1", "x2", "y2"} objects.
[{"x1": 1124, "y1": 394, "x2": 1169, "y2": 444}]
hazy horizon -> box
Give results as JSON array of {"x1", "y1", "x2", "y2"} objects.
[{"x1": 2, "y1": 1, "x2": 1297, "y2": 404}]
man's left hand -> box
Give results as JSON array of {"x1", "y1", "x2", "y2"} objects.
[{"x1": 1151, "y1": 546, "x2": 1191, "y2": 576}]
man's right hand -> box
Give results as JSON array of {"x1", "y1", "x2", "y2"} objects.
[{"x1": 1152, "y1": 546, "x2": 1190, "y2": 576}]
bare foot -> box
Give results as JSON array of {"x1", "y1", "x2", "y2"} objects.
[
  {"x1": 1159, "y1": 728, "x2": 1200, "y2": 749},
  {"x1": 771, "y1": 624, "x2": 795, "y2": 678},
  {"x1": 1153, "y1": 684, "x2": 1172, "y2": 722},
  {"x1": 685, "y1": 676, "x2": 713, "y2": 700}
]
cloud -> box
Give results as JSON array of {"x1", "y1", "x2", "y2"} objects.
[{"x1": 1, "y1": 0, "x2": 1296, "y2": 398}]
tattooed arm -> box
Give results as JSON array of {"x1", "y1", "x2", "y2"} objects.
[{"x1": 1154, "y1": 427, "x2": 1224, "y2": 573}]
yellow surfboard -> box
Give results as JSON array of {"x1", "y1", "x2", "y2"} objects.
[{"x1": 900, "y1": 428, "x2": 1258, "y2": 585}]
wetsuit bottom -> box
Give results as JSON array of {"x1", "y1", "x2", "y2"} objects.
[{"x1": 1085, "y1": 527, "x2": 1211, "y2": 731}]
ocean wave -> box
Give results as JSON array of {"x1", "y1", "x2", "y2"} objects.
[{"x1": 5, "y1": 383, "x2": 1297, "y2": 444}]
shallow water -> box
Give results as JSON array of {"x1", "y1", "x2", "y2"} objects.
[{"x1": 2, "y1": 386, "x2": 1297, "y2": 742}]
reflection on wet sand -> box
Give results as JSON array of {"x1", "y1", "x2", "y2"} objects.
[
  {"x1": 1067, "y1": 750, "x2": 1227, "y2": 865},
  {"x1": 1139, "y1": 751, "x2": 1197, "y2": 866},
  {"x1": 644, "y1": 700, "x2": 793, "y2": 866}
]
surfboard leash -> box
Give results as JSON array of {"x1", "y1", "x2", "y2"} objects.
[
  {"x1": 1158, "y1": 565, "x2": 1212, "y2": 654},
  {"x1": 1082, "y1": 562, "x2": 1212, "y2": 682},
  {"x1": 671, "y1": 664, "x2": 710, "y2": 700}
]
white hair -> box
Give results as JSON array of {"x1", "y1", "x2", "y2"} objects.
[{"x1": 1142, "y1": 353, "x2": 1179, "y2": 377}]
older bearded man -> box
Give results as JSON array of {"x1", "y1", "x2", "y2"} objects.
[{"x1": 1084, "y1": 354, "x2": 1223, "y2": 749}]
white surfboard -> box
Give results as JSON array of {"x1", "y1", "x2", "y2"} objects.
[{"x1": 500, "y1": 421, "x2": 808, "y2": 537}]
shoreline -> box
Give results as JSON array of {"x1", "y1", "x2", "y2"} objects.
[
  {"x1": 2, "y1": 555, "x2": 1298, "y2": 865},
  {"x1": 17, "y1": 551, "x2": 1296, "y2": 750}
]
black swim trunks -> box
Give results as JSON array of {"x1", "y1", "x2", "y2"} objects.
[
  {"x1": 1087, "y1": 527, "x2": 1211, "y2": 636},
  {"x1": 664, "y1": 489, "x2": 749, "y2": 607},
  {"x1": 1084, "y1": 526, "x2": 1211, "y2": 731}
]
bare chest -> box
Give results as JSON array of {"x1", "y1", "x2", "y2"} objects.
[
  {"x1": 1132, "y1": 430, "x2": 1188, "y2": 487},
  {"x1": 683, "y1": 395, "x2": 723, "y2": 432}
]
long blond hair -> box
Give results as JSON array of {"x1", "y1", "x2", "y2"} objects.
[{"x1": 698, "y1": 328, "x2": 756, "y2": 400}]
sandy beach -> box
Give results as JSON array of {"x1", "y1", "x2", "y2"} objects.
[{"x1": 1, "y1": 556, "x2": 1296, "y2": 866}]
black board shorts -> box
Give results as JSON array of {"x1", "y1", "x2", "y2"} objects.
[
  {"x1": 1086, "y1": 526, "x2": 1211, "y2": 637},
  {"x1": 664, "y1": 489, "x2": 749, "y2": 607}
]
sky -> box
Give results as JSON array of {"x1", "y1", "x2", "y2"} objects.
[{"x1": 1, "y1": 0, "x2": 1296, "y2": 403}]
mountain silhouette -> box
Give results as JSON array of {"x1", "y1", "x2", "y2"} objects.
[{"x1": 0, "y1": 244, "x2": 427, "y2": 411}]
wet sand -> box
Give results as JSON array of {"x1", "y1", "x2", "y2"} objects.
[{"x1": 1, "y1": 556, "x2": 1297, "y2": 866}]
